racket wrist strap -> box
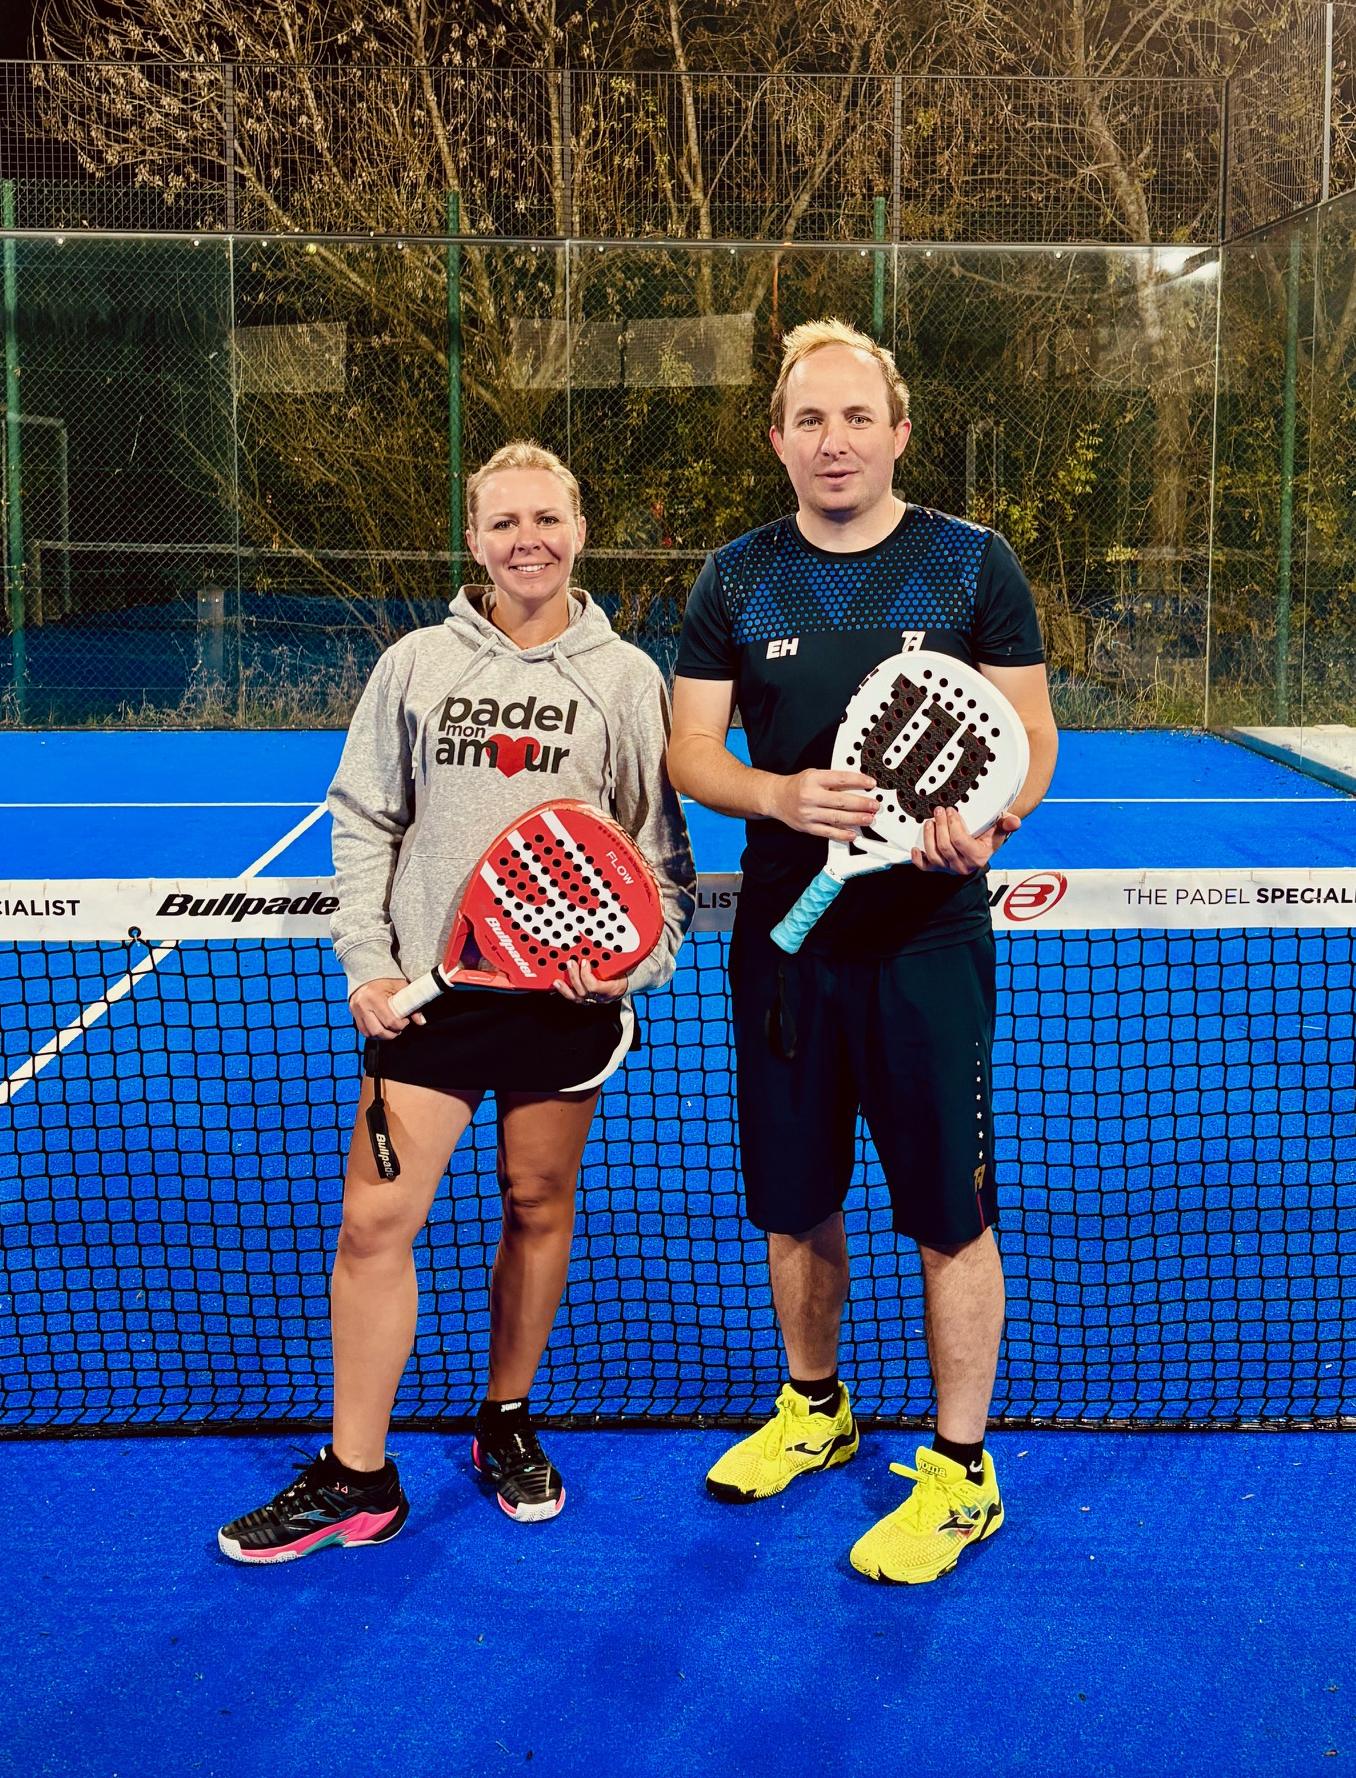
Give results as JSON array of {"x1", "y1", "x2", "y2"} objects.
[{"x1": 363, "y1": 1044, "x2": 401, "y2": 1182}]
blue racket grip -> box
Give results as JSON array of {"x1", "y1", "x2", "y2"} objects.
[{"x1": 771, "y1": 870, "x2": 843, "y2": 955}]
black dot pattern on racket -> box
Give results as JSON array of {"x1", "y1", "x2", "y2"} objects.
[
  {"x1": 389, "y1": 799, "x2": 664, "y2": 1013},
  {"x1": 770, "y1": 649, "x2": 1029, "y2": 956},
  {"x1": 482, "y1": 809, "x2": 644, "y2": 963}
]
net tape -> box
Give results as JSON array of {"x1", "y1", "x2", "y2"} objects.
[{"x1": 1, "y1": 870, "x2": 1353, "y2": 1433}]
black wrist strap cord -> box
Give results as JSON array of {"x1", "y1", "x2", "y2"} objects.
[{"x1": 362, "y1": 1039, "x2": 401, "y2": 1181}]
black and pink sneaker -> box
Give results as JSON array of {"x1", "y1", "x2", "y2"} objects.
[
  {"x1": 472, "y1": 1405, "x2": 565, "y2": 1523},
  {"x1": 217, "y1": 1447, "x2": 409, "y2": 1564}
]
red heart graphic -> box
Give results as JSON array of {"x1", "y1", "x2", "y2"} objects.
[{"x1": 488, "y1": 734, "x2": 539, "y2": 778}]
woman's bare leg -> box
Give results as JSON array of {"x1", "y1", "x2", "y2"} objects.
[
  {"x1": 330, "y1": 1076, "x2": 481, "y2": 1469},
  {"x1": 485, "y1": 1090, "x2": 600, "y2": 1401}
]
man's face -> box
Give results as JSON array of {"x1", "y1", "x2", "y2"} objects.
[{"x1": 770, "y1": 344, "x2": 911, "y2": 520}]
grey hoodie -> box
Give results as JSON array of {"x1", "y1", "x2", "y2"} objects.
[{"x1": 328, "y1": 585, "x2": 696, "y2": 998}]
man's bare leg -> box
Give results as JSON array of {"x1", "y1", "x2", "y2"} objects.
[
  {"x1": 768, "y1": 1210, "x2": 849, "y2": 1379},
  {"x1": 848, "y1": 1229, "x2": 1005, "y2": 1581},
  {"x1": 918, "y1": 1227, "x2": 1005, "y2": 1444}
]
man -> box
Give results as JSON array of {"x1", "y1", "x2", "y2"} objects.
[{"x1": 667, "y1": 317, "x2": 1058, "y2": 1584}]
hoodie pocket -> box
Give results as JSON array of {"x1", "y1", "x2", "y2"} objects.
[{"x1": 388, "y1": 848, "x2": 471, "y2": 976}]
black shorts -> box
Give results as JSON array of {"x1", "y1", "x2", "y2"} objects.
[
  {"x1": 364, "y1": 986, "x2": 635, "y2": 1096},
  {"x1": 729, "y1": 919, "x2": 999, "y2": 1245}
]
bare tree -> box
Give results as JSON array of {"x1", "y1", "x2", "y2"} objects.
[
  {"x1": 923, "y1": 0, "x2": 1301, "y2": 614},
  {"x1": 30, "y1": 0, "x2": 934, "y2": 647},
  {"x1": 24, "y1": 0, "x2": 1292, "y2": 723}
]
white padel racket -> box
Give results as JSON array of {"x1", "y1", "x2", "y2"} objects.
[{"x1": 770, "y1": 648, "x2": 1029, "y2": 955}]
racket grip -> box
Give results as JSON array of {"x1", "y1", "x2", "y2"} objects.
[
  {"x1": 771, "y1": 871, "x2": 843, "y2": 956},
  {"x1": 389, "y1": 970, "x2": 444, "y2": 1018}
]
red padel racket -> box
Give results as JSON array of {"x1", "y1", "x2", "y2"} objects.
[
  {"x1": 770, "y1": 647, "x2": 1029, "y2": 955},
  {"x1": 389, "y1": 799, "x2": 664, "y2": 1013}
]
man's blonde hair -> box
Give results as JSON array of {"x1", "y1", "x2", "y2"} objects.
[
  {"x1": 770, "y1": 319, "x2": 910, "y2": 432},
  {"x1": 465, "y1": 439, "x2": 583, "y2": 530}
]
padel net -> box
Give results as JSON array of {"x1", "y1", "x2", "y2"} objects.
[{"x1": 1, "y1": 865, "x2": 1352, "y2": 1433}]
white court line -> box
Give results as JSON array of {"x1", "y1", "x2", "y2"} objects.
[
  {"x1": 235, "y1": 802, "x2": 330, "y2": 875},
  {"x1": 0, "y1": 943, "x2": 181, "y2": 1107},
  {"x1": 1, "y1": 801, "x2": 329, "y2": 1107}
]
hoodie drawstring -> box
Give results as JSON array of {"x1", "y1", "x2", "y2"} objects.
[{"x1": 549, "y1": 648, "x2": 619, "y2": 815}]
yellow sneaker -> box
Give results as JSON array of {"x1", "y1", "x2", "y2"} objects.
[
  {"x1": 850, "y1": 1446, "x2": 1004, "y2": 1584},
  {"x1": 705, "y1": 1383, "x2": 858, "y2": 1504}
]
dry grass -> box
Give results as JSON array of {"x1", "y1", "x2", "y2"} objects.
[{"x1": 0, "y1": 650, "x2": 374, "y2": 730}]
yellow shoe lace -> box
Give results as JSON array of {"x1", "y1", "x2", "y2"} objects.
[
  {"x1": 760, "y1": 1387, "x2": 800, "y2": 1471},
  {"x1": 887, "y1": 1461, "x2": 976, "y2": 1533}
]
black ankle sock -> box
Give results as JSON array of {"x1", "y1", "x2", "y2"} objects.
[
  {"x1": 932, "y1": 1433, "x2": 985, "y2": 1481},
  {"x1": 789, "y1": 1374, "x2": 840, "y2": 1417},
  {"x1": 477, "y1": 1396, "x2": 530, "y2": 1433},
  {"x1": 321, "y1": 1447, "x2": 389, "y2": 1486}
]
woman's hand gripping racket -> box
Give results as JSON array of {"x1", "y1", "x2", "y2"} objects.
[
  {"x1": 388, "y1": 800, "x2": 664, "y2": 1016},
  {"x1": 770, "y1": 650, "x2": 1029, "y2": 955}
]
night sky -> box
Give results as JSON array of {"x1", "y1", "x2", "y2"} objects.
[{"x1": 1, "y1": 1, "x2": 42, "y2": 62}]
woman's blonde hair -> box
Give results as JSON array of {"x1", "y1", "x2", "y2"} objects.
[
  {"x1": 770, "y1": 318, "x2": 910, "y2": 431},
  {"x1": 465, "y1": 439, "x2": 583, "y2": 531}
]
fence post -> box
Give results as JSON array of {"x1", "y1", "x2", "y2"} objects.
[
  {"x1": 891, "y1": 75, "x2": 903, "y2": 242},
  {"x1": 223, "y1": 61, "x2": 237, "y2": 231},
  {"x1": 560, "y1": 70, "x2": 574, "y2": 237},
  {"x1": 1322, "y1": 3, "x2": 1334, "y2": 204},
  {"x1": 447, "y1": 190, "x2": 463, "y2": 598},
  {"x1": 871, "y1": 194, "x2": 887, "y2": 339},
  {"x1": 2, "y1": 178, "x2": 23, "y2": 718},
  {"x1": 1275, "y1": 228, "x2": 1303, "y2": 724},
  {"x1": 1218, "y1": 75, "x2": 1231, "y2": 242}
]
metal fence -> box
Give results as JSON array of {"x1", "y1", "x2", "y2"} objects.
[
  {"x1": 1, "y1": 61, "x2": 1228, "y2": 247},
  {"x1": 6, "y1": 30, "x2": 1355, "y2": 247},
  {"x1": 0, "y1": 230, "x2": 1225, "y2": 727},
  {"x1": 1, "y1": 45, "x2": 1352, "y2": 732},
  {"x1": 1226, "y1": 8, "x2": 1333, "y2": 236},
  {"x1": 1210, "y1": 198, "x2": 1356, "y2": 730}
]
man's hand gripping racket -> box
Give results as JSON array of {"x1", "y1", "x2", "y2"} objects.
[
  {"x1": 770, "y1": 650, "x2": 1029, "y2": 956},
  {"x1": 388, "y1": 799, "x2": 664, "y2": 1015}
]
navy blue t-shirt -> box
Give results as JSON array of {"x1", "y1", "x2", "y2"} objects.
[{"x1": 674, "y1": 505, "x2": 1045, "y2": 955}]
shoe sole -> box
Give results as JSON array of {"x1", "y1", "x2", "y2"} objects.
[
  {"x1": 706, "y1": 1426, "x2": 860, "y2": 1505},
  {"x1": 851, "y1": 1500, "x2": 1004, "y2": 1585},
  {"x1": 217, "y1": 1497, "x2": 410, "y2": 1565},
  {"x1": 493, "y1": 1486, "x2": 566, "y2": 1523},
  {"x1": 472, "y1": 1438, "x2": 565, "y2": 1523}
]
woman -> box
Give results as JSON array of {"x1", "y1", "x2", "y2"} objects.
[{"x1": 219, "y1": 441, "x2": 695, "y2": 1561}]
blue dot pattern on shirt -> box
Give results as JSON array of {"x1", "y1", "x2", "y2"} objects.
[{"x1": 720, "y1": 508, "x2": 990, "y2": 647}]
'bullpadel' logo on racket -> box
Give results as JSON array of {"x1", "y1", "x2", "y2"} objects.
[{"x1": 997, "y1": 871, "x2": 1068, "y2": 921}]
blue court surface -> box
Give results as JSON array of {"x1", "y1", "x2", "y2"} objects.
[
  {"x1": 0, "y1": 1428, "x2": 1350, "y2": 1778},
  {"x1": 1, "y1": 729, "x2": 1353, "y2": 1778},
  {"x1": 4, "y1": 726, "x2": 1356, "y2": 874}
]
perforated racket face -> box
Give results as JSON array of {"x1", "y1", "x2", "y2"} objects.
[
  {"x1": 834, "y1": 650, "x2": 1029, "y2": 851},
  {"x1": 452, "y1": 801, "x2": 663, "y2": 990}
]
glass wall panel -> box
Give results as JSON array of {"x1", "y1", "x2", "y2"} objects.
[
  {"x1": 0, "y1": 233, "x2": 1219, "y2": 726},
  {"x1": 890, "y1": 244, "x2": 1218, "y2": 728},
  {"x1": 1305, "y1": 197, "x2": 1356, "y2": 730},
  {"x1": 1210, "y1": 214, "x2": 1317, "y2": 728},
  {"x1": 0, "y1": 235, "x2": 234, "y2": 724}
]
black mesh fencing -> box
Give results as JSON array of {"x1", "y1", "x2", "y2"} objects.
[
  {"x1": 1, "y1": 62, "x2": 1226, "y2": 246},
  {"x1": 2, "y1": 923, "x2": 1352, "y2": 1433}
]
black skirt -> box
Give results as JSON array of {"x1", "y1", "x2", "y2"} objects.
[{"x1": 363, "y1": 985, "x2": 635, "y2": 1095}]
